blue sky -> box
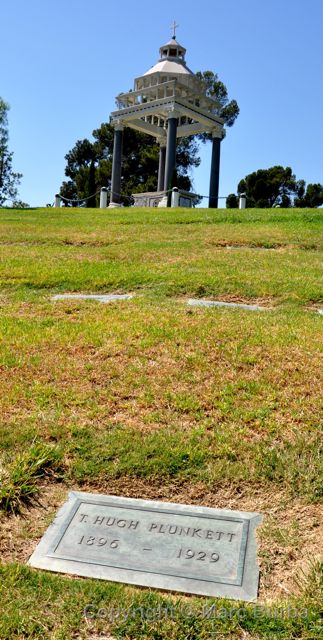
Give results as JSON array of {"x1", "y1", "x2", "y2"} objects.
[{"x1": 1, "y1": 0, "x2": 323, "y2": 206}]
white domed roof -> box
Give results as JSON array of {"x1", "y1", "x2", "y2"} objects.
[{"x1": 144, "y1": 59, "x2": 193, "y2": 76}]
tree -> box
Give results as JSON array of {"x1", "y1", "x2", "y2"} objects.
[
  {"x1": 294, "y1": 182, "x2": 323, "y2": 208},
  {"x1": 59, "y1": 180, "x2": 78, "y2": 206},
  {"x1": 61, "y1": 138, "x2": 98, "y2": 206},
  {"x1": 226, "y1": 193, "x2": 238, "y2": 208},
  {"x1": 237, "y1": 166, "x2": 299, "y2": 208},
  {"x1": 196, "y1": 71, "x2": 239, "y2": 130},
  {"x1": 0, "y1": 98, "x2": 22, "y2": 206},
  {"x1": 11, "y1": 199, "x2": 29, "y2": 208}
]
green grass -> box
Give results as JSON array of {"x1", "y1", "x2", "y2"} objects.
[
  {"x1": 0, "y1": 207, "x2": 322, "y2": 304},
  {"x1": 0, "y1": 207, "x2": 322, "y2": 638},
  {"x1": 0, "y1": 563, "x2": 321, "y2": 639},
  {"x1": 0, "y1": 302, "x2": 321, "y2": 502},
  {"x1": 0, "y1": 443, "x2": 63, "y2": 513}
]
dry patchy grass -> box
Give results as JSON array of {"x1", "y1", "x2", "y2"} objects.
[{"x1": 0, "y1": 207, "x2": 322, "y2": 639}]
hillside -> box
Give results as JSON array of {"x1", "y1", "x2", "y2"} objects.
[{"x1": 0, "y1": 207, "x2": 322, "y2": 639}]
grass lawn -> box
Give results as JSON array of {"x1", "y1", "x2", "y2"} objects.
[{"x1": 0, "y1": 207, "x2": 322, "y2": 639}]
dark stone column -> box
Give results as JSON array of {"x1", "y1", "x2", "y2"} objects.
[
  {"x1": 209, "y1": 136, "x2": 221, "y2": 209},
  {"x1": 157, "y1": 142, "x2": 166, "y2": 192},
  {"x1": 164, "y1": 116, "x2": 178, "y2": 193},
  {"x1": 110, "y1": 125, "x2": 123, "y2": 205}
]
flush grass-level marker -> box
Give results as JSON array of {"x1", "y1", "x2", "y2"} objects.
[
  {"x1": 29, "y1": 491, "x2": 262, "y2": 602},
  {"x1": 51, "y1": 294, "x2": 133, "y2": 303},
  {"x1": 187, "y1": 299, "x2": 268, "y2": 311}
]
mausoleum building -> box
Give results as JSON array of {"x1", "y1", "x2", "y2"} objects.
[{"x1": 109, "y1": 32, "x2": 225, "y2": 208}]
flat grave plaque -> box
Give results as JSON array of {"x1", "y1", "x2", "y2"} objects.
[
  {"x1": 187, "y1": 298, "x2": 267, "y2": 311},
  {"x1": 29, "y1": 492, "x2": 262, "y2": 602},
  {"x1": 51, "y1": 294, "x2": 133, "y2": 303}
]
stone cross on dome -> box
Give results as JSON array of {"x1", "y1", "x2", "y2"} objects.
[{"x1": 170, "y1": 20, "x2": 179, "y2": 39}]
